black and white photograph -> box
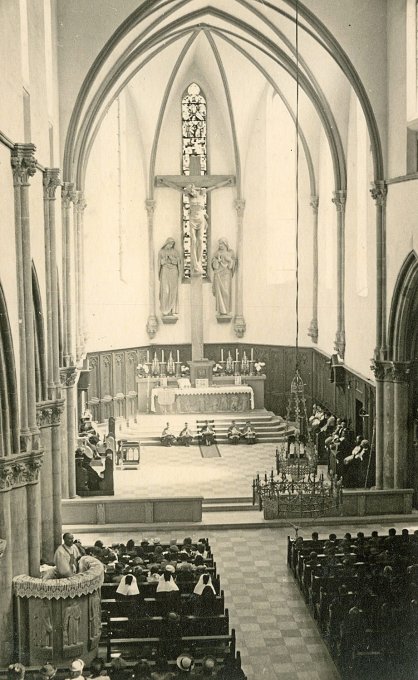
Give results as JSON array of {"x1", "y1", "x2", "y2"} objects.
[{"x1": 0, "y1": 1, "x2": 417, "y2": 678}]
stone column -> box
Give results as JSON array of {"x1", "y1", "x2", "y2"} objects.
[
  {"x1": 370, "y1": 181, "x2": 388, "y2": 358},
  {"x1": 76, "y1": 192, "x2": 88, "y2": 351},
  {"x1": 371, "y1": 359, "x2": 385, "y2": 489},
  {"x1": 145, "y1": 199, "x2": 158, "y2": 339},
  {"x1": 0, "y1": 502, "x2": 13, "y2": 664},
  {"x1": 43, "y1": 169, "x2": 61, "y2": 398},
  {"x1": 11, "y1": 144, "x2": 40, "y2": 450},
  {"x1": 61, "y1": 182, "x2": 75, "y2": 365},
  {"x1": 393, "y1": 361, "x2": 410, "y2": 489},
  {"x1": 46, "y1": 172, "x2": 62, "y2": 391},
  {"x1": 307, "y1": 196, "x2": 319, "y2": 343},
  {"x1": 26, "y1": 455, "x2": 44, "y2": 577},
  {"x1": 73, "y1": 191, "x2": 87, "y2": 361},
  {"x1": 332, "y1": 190, "x2": 347, "y2": 358},
  {"x1": 233, "y1": 198, "x2": 246, "y2": 338},
  {"x1": 60, "y1": 397, "x2": 69, "y2": 498},
  {"x1": 36, "y1": 400, "x2": 64, "y2": 559},
  {"x1": 11, "y1": 147, "x2": 29, "y2": 451},
  {"x1": 383, "y1": 363, "x2": 395, "y2": 489},
  {"x1": 60, "y1": 366, "x2": 78, "y2": 499}
]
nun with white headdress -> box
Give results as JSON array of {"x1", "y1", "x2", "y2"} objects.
[
  {"x1": 193, "y1": 573, "x2": 217, "y2": 617},
  {"x1": 116, "y1": 573, "x2": 139, "y2": 597},
  {"x1": 156, "y1": 566, "x2": 180, "y2": 615}
]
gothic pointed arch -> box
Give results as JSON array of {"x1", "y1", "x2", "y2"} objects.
[
  {"x1": 0, "y1": 282, "x2": 19, "y2": 456},
  {"x1": 387, "y1": 250, "x2": 418, "y2": 362}
]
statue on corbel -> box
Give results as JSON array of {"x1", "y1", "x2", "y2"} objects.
[
  {"x1": 0, "y1": 538, "x2": 6, "y2": 558},
  {"x1": 211, "y1": 237, "x2": 236, "y2": 321},
  {"x1": 158, "y1": 237, "x2": 180, "y2": 323}
]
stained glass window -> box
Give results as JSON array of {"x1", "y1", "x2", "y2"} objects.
[{"x1": 182, "y1": 83, "x2": 208, "y2": 279}]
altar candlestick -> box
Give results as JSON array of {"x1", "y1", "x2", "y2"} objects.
[
  {"x1": 236, "y1": 349, "x2": 239, "y2": 361},
  {"x1": 221, "y1": 349, "x2": 224, "y2": 362},
  {"x1": 251, "y1": 347, "x2": 254, "y2": 361},
  {"x1": 161, "y1": 349, "x2": 164, "y2": 362},
  {"x1": 177, "y1": 350, "x2": 180, "y2": 362},
  {"x1": 147, "y1": 350, "x2": 150, "y2": 363}
]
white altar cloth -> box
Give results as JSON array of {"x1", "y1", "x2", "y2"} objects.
[{"x1": 151, "y1": 385, "x2": 254, "y2": 412}]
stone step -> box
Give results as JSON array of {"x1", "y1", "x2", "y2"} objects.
[{"x1": 203, "y1": 502, "x2": 257, "y2": 512}]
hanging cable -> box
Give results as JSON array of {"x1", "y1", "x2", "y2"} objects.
[{"x1": 295, "y1": 0, "x2": 300, "y2": 371}]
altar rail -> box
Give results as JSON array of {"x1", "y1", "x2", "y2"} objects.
[
  {"x1": 62, "y1": 496, "x2": 203, "y2": 525},
  {"x1": 86, "y1": 344, "x2": 374, "y2": 442}
]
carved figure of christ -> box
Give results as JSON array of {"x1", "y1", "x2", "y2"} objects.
[
  {"x1": 155, "y1": 174, "x2": 235, "y2": 275},
  {"x1": 155, "y1": 172, "x2": 235, "y2": 360}
]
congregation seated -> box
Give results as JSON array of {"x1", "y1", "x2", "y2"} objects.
[
  {"x1": 161, "y1": 423, "x2": 177, "y2": 447},
  {"x1": 227, "y1": 420, "x2": 241, "y2": 444},
  {"x1": 177, "y1": 422, "x2": 193, "y2": 447},
  {"x1": 199, "y1": 421, "x2": 215, "y2": 446},
  {"x1": 241, "y1": 421, "x2": 256, "y2": 445},
  {"x1": 288, "y1": 528, "x2": 418, "y2": 677},
  {"x1": 17, "y1": 533, "x2": 246, "y2": 680}
]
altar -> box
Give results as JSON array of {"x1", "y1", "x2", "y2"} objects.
[{"x1": 151, "y1": 384, "x2": 254, "y2": 414}]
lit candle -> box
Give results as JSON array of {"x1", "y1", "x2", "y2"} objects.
[
  {"x1": 147, "y1": 350, "x2": 150, "y2": 363},
  {"x1": 161, "y1": 349, "x2": 164, "y2": 362},
  {"x1": 251, "y1": 347, "x2": 254, "y2": 361},
  {"x1": 177, "y1": 350, "x2": 180, "y2": 362},
  {"x1": 236, "y1": 349, "x2": 239, "y2": 361},
  {"x1": 221, "y1": 349, "x2": 224, "y2": 362}
]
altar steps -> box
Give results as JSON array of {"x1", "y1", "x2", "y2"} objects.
[{"x1": 113, "y1": 411, "x2": 292, "y2": 447}]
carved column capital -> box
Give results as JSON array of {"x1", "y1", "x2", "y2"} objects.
[
  {"x1": 145, "y1": 199, "x2": 156, "y2": 216},
  {"x1": 370, "y1": 358, "x2": 386, "y2": 381},
  {"x1": 62, "y1": 182, "x2": 75, "y2": 209},
  {"x1": 11, "y1": 143, "x2": 37, "y2": 186},
  {"x1": 0, "y1": 451, "x2": 44, "y2": 493},
  {"x1": 332, "y1": 190, "x2": 347, "y2": 213},
  {"x1": 370, "y1": 180, "x2": 387, "y2": 206},
  {"x1": 234, "y1": 199, "x2": 246, "y2": 217},
  {"x1": 310, "y1": 195, "x2": 319, "y2": 213},
  {"x1": 36, "y1": 399, "x2": 65, "y2": 428},
  {"x1": 43, "y1": 168, "x2": 61, "y2": 200},
  {"x1": 60, "y1": 366, "x2": 79, "y2": 388}
]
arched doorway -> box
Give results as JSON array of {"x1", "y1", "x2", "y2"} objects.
[{"x1": 388, "y1": 250, "x2": 418, "y2": 504}]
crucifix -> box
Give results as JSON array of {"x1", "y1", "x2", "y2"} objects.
[{"x1": 155, "y1": 165, "x2": 235, "y2": 361}]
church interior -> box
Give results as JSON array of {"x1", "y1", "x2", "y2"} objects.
[{"x1": 0, "y1": 0, "x2": 418, "y2": 678}]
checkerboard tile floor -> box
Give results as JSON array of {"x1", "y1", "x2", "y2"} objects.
[{"x1": 110, "y1": 442, "x2": 277, "y2": 499}]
